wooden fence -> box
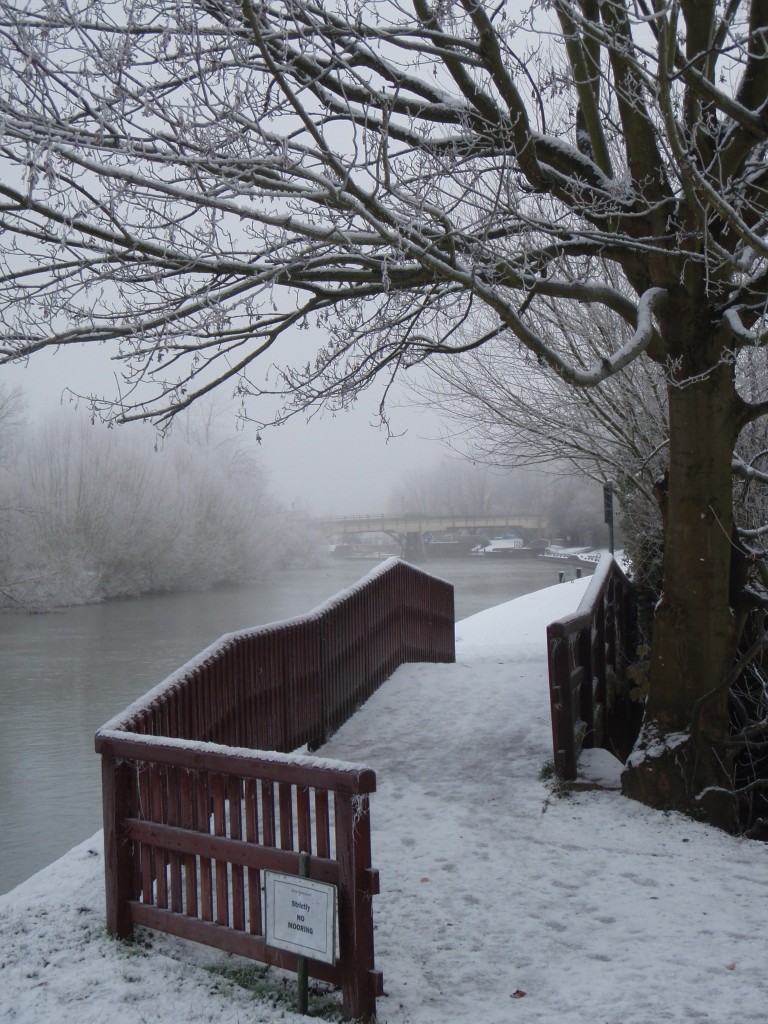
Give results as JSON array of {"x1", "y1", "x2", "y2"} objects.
[
  {"x1": 546, "y1": 555, "x2": 640, "y2": 780},
  {"x1": 96, "y1": 558, "x2": 455, "y2": 1022}
]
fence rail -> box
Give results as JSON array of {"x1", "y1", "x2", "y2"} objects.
[
  {"x1": 546, "y1": 554, "x2": 640, "y2": 780},
  {"x1": 96, "y1": 558, "x2": 455, "y2": 1022}
]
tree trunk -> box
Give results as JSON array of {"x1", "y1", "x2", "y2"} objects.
[{"x1": 622, "y1": 347, "x2": 739, "y2": 830}]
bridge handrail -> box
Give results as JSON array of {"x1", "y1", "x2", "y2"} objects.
[
  {"x1": 96, "y1": 557, "x2": 454, "y2": 1023},
  {"x1": 315, "y1": 511, "x2": 545, "y2": 523},
  {"x1": 546, "y1": 554, "x2": 641, "y2": 780}
]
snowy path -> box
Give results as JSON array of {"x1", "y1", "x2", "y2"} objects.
[
  {"x1": 322, "y1": 582, "x2": 768, "y2": 1024},
  {"x1": 2, "y1": 578, "x2": 768, "y2": 1023}
]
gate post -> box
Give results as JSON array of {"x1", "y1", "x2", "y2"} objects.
[
  {"x1": 100, "y1": 749, "x2": 135, "y2": 939},
  {"x1": 547, "y1": 625, "x2": 577, "y2": 779},
  {"x1": 334, "y1": 791, "x2": 382, "y2": 1023}
]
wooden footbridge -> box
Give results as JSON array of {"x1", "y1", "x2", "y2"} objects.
[
  {"x1": 315, "y1": 511, "x2": 548, "y2": 557},
  {"x1": 96, "y1": 559, "x2": 454, "y2": 1024},
  {"x1": 95, "y1": 553, "x2": 636, "y2": 1023}
]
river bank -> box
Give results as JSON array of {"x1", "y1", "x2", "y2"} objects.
[
  {"x1": 2, "y1": 577, "x2": 764, "y2": 1024},
  {"x1": 0, "y1": 555, "x2": 591, "y2": 894}
]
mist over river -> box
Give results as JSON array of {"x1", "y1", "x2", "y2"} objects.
[{"x1": 0, "y1": 555, "x2": 590, "y2": 894}]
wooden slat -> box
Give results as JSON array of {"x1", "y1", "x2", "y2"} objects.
[
  {"x1": 150, "y1": 765, "x2": 167, "y2": 909},
  {"x1": 261, "y1": 781, "x2": 276, "y2": 848},
  {"x1": 125, "y1": 819, "x2": 340, "y2": 884},
  {"x1": 244, "y1": 778, "x2": 262, "y2": 935},
  {"x1": 279, "y1": 783, "x2": 294, "y2": 850},
  {"x1": 297, "y1": 786, "x2": 312, "y2": 855},
  {"x1": 196, "y1": 772, "x2": 213, "y2": 923},
  {"x1": 138, "y1": 767, "x2": 153, "y2": 905},
  {"x1": 315, "y1": 790, "x2": 331, "y2": 859},
  {"x1": 179, "y1": 769, "x2": 198, "y2": 918},
  {"x1": 167, "y1": 765, "x2": 183, "y2": 914},
  {"x1": 228, "y1": 775, "x2": 245, "y2": 932},
  {"x1": 129, "y1": 902, "x2": 342, "y2": 984},
  {"x1": 96, "y1": 733, "x2": 377, "y2": 794},
  {"x1": 212, "y1": 773, "x2": 229, "y2": 927}
]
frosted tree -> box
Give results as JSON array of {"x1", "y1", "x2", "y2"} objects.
[
  {"x1": 410, "y1": 299, "x2": 670, "y2": 590},
  {"x1": 0, "y1": 0, "x2": 767, "y2": 826},
  {"x1": 1, "y1": 405, "x2": 286, "y2": 608}
]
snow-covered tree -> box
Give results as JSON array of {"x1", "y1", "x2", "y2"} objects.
[
  {"x1": 1, "y1": 406, "x2": 289, "y2": 608},
  {"x1": 0, "y1": 0, "x2": 767, "y2": 826},
  {"x1": 410, "y1": 298, "x2": 669, "y2": 590}
]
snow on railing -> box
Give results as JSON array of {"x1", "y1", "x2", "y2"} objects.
[
  {"x1": 546, "y1": 554, "x2": 641, "y2": 780},
  {"x1": 95, "y1": 558, "x2": 454, "y2": 1023}
]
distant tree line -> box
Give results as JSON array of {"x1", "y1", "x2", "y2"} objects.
[{"x1": 0, "y1": 393, "x2": 317, "y2": 610}]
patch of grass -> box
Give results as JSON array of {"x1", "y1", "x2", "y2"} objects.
[
  {"x1": 538, "y1": 759, "x2": 555, "y2": 782},
  {"x1": 206, "y1": 963, "x2": 345, "y2": 1020},
  {"x1": 116, "y1": 933, "x2": 155, "y2": 956},
  {"x1": 538, "y1": 759, "x2": 572, "y2": 798}
]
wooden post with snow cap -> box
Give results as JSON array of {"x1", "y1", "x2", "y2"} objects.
[
  {"x1": 99, "y1": 742, "x2": 135, "y2": 939},
  {"x1": 546, "y1": 554, "x2": 640, "y2": 780},
  {"x1": 334, "y1": 786, "x2": 383, "y2": 1023},
  {"x1": 547, "y1": 622, "x2": 578, "y2": 778}
]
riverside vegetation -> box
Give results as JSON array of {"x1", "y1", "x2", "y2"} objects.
[{"x1": 0, "y1": 400, "x2": 319, "y2": 611}]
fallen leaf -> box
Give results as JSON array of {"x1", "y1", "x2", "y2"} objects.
[
  {"x1": 419, "y1": 877, "x2": 430, "y2": 883},
  {"x1": 511, "y1": 990, "x2": 527, "y2": 999}
]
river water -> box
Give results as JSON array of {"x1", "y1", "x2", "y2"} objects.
[{"x1": 0, "y1": 555, "x2": 588, "y2": 894}]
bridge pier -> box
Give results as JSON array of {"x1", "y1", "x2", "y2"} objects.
[{"x1": 403, "y1": 531, "x2": 426, "y2": 560}]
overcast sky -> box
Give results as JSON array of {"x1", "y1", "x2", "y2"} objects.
[{"x1": 2, "y1": 345, "x2": 447, "y2": 516}]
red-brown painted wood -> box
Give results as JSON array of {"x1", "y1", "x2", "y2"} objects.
[
  {"x1": 97, "y1": 559, "x2": 455, "y2": 1022},
  {"x1": 547, "y1": 555, "x2": 640, "y2": 780}
]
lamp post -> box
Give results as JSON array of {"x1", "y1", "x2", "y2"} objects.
[{"x1": 603, "y1": 482, "x2": 615, "y2": 555}]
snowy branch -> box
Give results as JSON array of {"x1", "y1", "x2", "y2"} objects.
[{"x1": 0, "y1": 0, "x2": 760, "y2": 427}]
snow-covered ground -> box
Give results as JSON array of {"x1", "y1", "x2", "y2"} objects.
[{"x1": 2, "y1": 578, "x2": 768, "y2": 1024}]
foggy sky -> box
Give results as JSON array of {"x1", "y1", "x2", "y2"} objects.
[{"x1": 2, "y1": 346, "x2": 446, "y2": 516}]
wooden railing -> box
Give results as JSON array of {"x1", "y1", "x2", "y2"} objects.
[
  {"x1": 546, "y1": 554, "x2": 640, "y2": 780},
  {"x1": 96, "y1": 558, "x2": 455, "y2": 1022}
]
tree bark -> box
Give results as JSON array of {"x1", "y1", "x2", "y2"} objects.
[{"x1": 622, "y1": 341, "x2": 739, "y2": 830}]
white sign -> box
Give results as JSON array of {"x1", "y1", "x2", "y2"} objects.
[{"x1": 264, "y1": 871, "x2": 337, "y2": 965}]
